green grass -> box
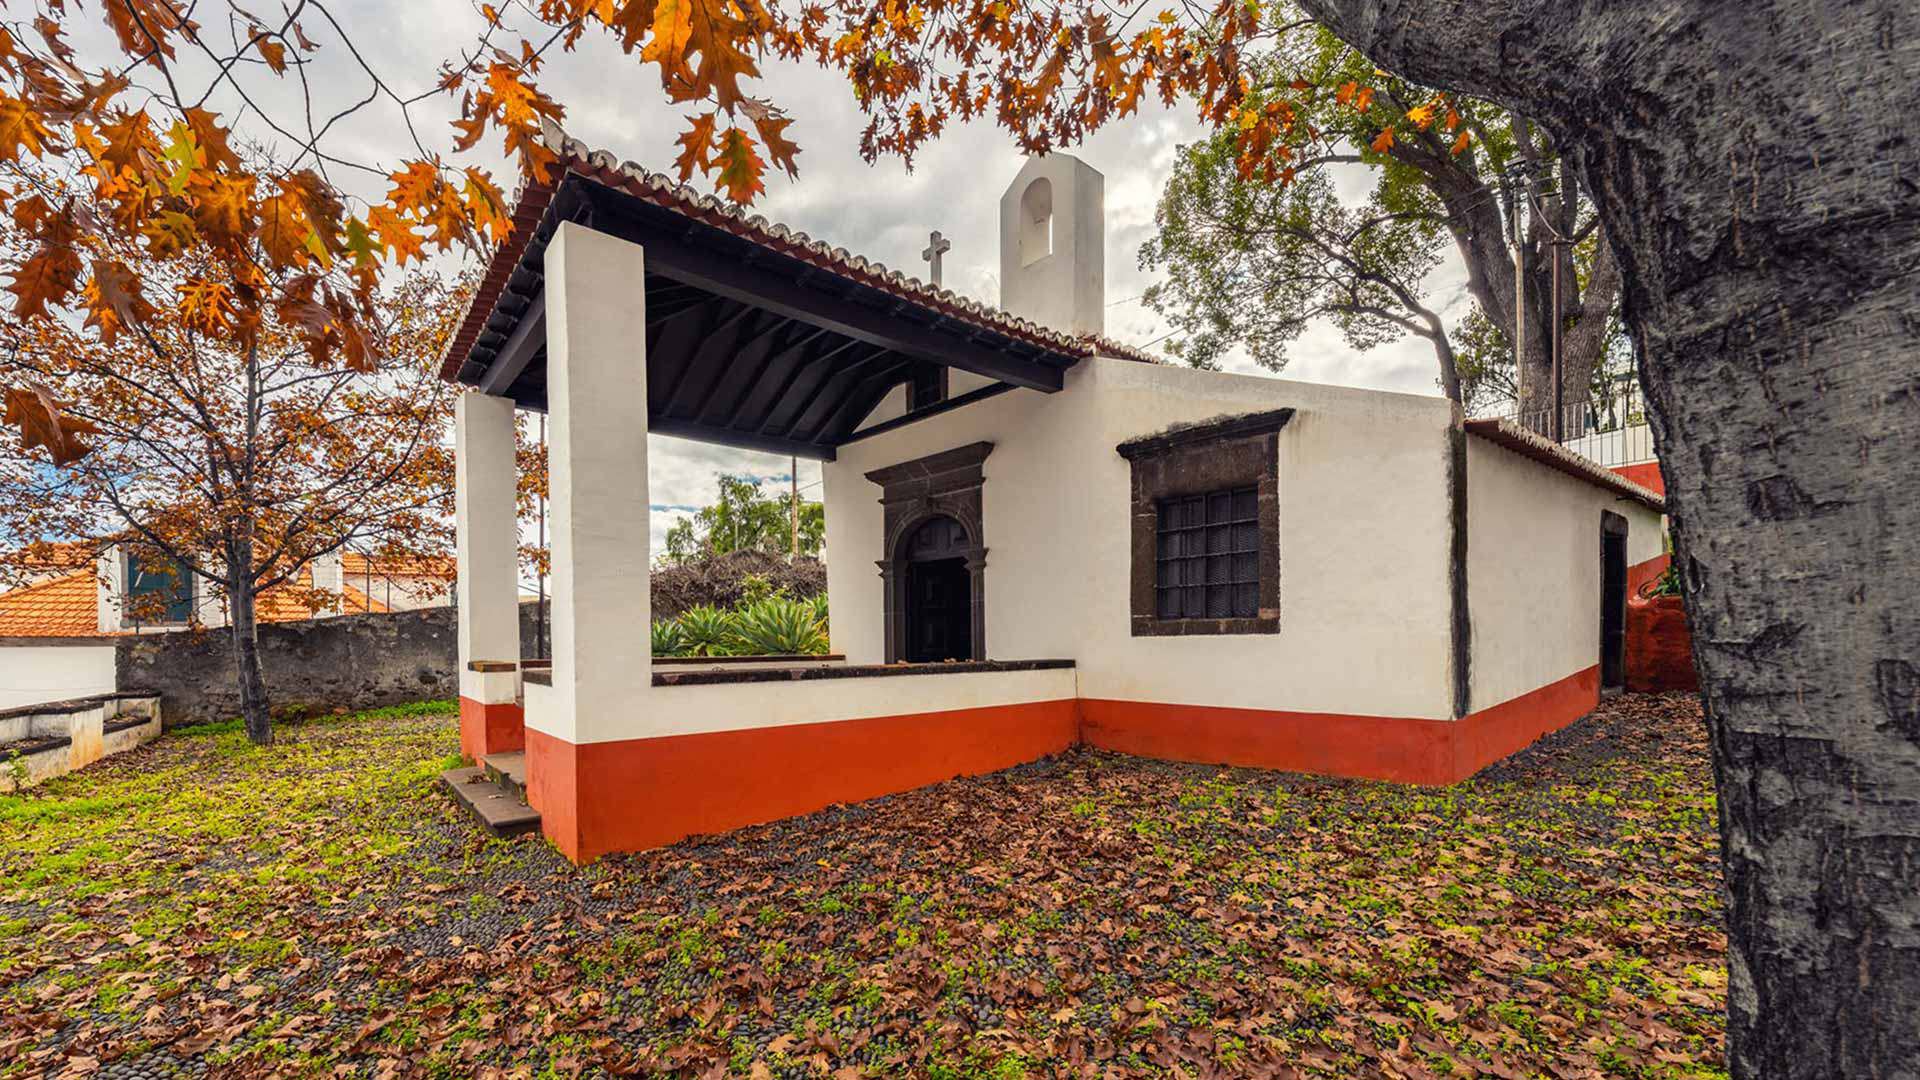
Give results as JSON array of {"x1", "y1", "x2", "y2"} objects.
[{"x1": 0, "y1": 694, "x2": 1726, "y2": 1079}]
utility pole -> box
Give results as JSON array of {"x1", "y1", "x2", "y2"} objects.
[
  {"x1": 789, "y1": 456, "x2": 799, "y2": 561},
  {"x1": 1550, "y1": 237, "x2": 1564, "y2": 442},
  {"x1": 1513, "y1": 198, "x2": 1526, "y2": 412}
]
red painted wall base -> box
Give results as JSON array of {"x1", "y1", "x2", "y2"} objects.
[
  {"x1": 510, "y1": 559, "x2": 1683, "y2": 862},
  {"x1": 1082, "y1": 666, "x2": 1600, "y2": 787},
  {"x1": 525, "y1": 699, "x2": 1080, "y2": 864},
  {"x1": 458, "y1": 696, "x2": 525, "y2": 761}
]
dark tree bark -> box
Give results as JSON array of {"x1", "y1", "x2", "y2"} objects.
[
  {"x1": 1293, "y1": 1, "x2": 1920, "y2": 1075},
  {"x1": 224, "y1": 534, "x2": 273, "y2": 746}
]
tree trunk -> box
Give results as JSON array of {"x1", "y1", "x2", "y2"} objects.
[
  {"x1": 225, "y1": 540, "x2": 273, "y2": 746},
  {"x1": 1296, "y1": 1, "x2": 1920, "y2": 1076}
]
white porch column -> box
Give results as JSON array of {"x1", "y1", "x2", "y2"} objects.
[
  {"x1": 454, "y1": 391, "x2": 522, "y2": 699},
  {"x1": 540, "y1": 220, "x2": 651, "y2": 746}
]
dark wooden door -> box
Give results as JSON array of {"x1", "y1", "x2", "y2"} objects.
[
  {"x1": 1601, "y1": 517, "x2": 1628, "y2": 691},
  {"x1": 906, "y1": 557, "x2": 971, "y2": 662}
]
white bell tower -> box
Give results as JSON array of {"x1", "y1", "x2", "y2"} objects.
[{"x1": 998, "y1": 153, "x2": 1105, "y2": 337}]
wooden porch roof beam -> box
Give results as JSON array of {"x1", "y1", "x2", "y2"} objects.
[{"x1": 583, "y1": 186, "x2": 1070, "y2": 393}]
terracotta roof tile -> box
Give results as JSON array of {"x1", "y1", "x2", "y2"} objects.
[
  {"x1": 441, "y1": 121, "x2": 1162, "y2": 382},
  {"x1": 341, "y1": 553, "x2": 455, "y2": 578},
  {"x1": 1464, "y1": 417, "x2": 1666, "y2": 512},
  {"x1": 0, "y1": 571, "x2": 103, "y2": 637}
]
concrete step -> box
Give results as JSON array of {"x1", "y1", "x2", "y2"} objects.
[
  {"x1": 439, "y1": 766, "x2": 540, "y2": 838},
  {"x1": 481, "y1": 751, "x2": 528, "y2": 802}
]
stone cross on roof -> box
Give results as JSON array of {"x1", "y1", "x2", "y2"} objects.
[{"x1": 921, "y1": 230, "x2": 952, "y2": 286}]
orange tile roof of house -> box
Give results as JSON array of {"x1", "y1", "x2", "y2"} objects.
[
  {"x1": 341, "y1": 553, "x2": 456, "y2": 578},
  {"x1": 0, "y1": 571, "x2": 102, "y2": 637},
  {"x1": 340, "y1": 583, "x2": 390, "y2": 615}
]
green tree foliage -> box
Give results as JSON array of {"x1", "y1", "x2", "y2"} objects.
[
  {"x1": 661, "y1": 474, "x2": 824, "y2": 563},
  {"x1": 1141, "y1": 18, "x2": 1620, "y2": 414}
]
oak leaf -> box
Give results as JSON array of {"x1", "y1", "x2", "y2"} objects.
[
  {"x1": 0, "y1": 90, "x2": 54, "y2": 161},
  {"x1": 7, "y1": 242, "x2": 82, "y2": 319},
  {"x1": 713, "y1": 126, "x2": 766, "y2": 203},
  {"x1": 3, "y1": 384, "x2": 102, "y2": 466}
]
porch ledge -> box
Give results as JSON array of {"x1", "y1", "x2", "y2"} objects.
[{"x1": 653, "y1": 658, "x2": 1074, "y2": 688}]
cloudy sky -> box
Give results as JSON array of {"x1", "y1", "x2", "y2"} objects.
[{"x1": 59, "y1": 1, "x2": 1473, "y2": 557}]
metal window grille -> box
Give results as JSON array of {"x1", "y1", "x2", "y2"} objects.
[{"x1": 1155, "y1": 487, "x2": 1259, "y2": 619}]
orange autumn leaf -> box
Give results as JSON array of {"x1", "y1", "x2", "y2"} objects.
[
  {"x1": 2, "y1": 384, "x2": 102, "y2": 467},
  {"x1": 178, "y1": 276, "x2": 236, "y2": 335},
  {"x1": 368, "y1": 204, "x2": 425, "y2": 265},
  {"x1": 191, "y1": 173, "x2": 257, "y2": 245},
  {"x1": 1451, "y1": 129, "x2": 1472, "y2": 155},
  {"x1": 674, "y1": 111, "x2": 719, "y2": 179},
  {"x1": 1371, "y1": 127, "x2": 1396, "y2": 153},
  {"x1": 387, "y1": 161, "x2": 443, "y2": 213},
  {"x1": 643, "y1": 0, "x2": 696, "y2": 68},
  {"x1": 0, "y1": 89, "x2": 55, "y2": 161},
  {"x1": 713, "y1": 125, "x2": 766, "y2": 203},
  {"x1": 82, "y1": 259, "x2": 154, "y2": 345},
  {"x1": 257, "y1": 190, "x2": 312, "y2": 269},
  {"x1": 8, "y1": 241, "x2": 83, "y2": 320}
]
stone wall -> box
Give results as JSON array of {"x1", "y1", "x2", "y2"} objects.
[{"x1": 117, "y1": 602, "x2": 547, "y2": 728}]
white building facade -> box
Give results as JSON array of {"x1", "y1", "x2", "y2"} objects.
[{"x1": 444, "y1": 123, "x2": 1668, "y2": 863}]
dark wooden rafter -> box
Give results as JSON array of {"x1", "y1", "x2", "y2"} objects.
[
  {"x1": 753, "y1": 338, "x2": 879, "y2": 436},
  {"x1": 477, "y1": 291, "x2": 545, "y2": 395},
  {"x1": 803, "y1": 356, "x2": 918, "y2": 444},
  {"x1": 685, "y1": 313, "x2": 807, "y2": 424},
  {"x1": 578, "y1": 185, "x2": 1071, "y2": 393},
  {"x1": 776, "y1": 346, "x2": 900, "y2": 441},
  {"x1": 458, "y1": 174, "x2": 1082, "y2": 455},
  {"x1": 711, "y1": 324, "x2": 832, "y2": 430},
  {"x1": 659, "y1": 302, "x2": 757, "y2": 417}
]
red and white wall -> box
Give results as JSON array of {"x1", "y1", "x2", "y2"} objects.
[
  {"x1": 452, "y1": 201, "x2": 1673, "y2": 865},
  {"x1": 1463, "y1": 435, "x2": 1667, "y2": 772}
]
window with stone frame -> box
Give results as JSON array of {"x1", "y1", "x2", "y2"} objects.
[
  {"x1": 1117, "y1": 409, "x2": 1292, "y2": 636},
  {"x1": 1155, "y1": 487, "x2": 1260, "y2": 619}
]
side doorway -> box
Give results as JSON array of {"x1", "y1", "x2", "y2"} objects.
[
  {"x1": 1600, "y1": 512, "x2": 1629, "y2": 693},
  {"x1": 901, "y1": 516, "x2": 976, "y2": 663}
]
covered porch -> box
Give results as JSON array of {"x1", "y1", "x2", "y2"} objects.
[{"x1": 446, "y1": 128, "x2": 1090, "y2": 861}]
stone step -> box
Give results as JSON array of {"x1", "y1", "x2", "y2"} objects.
[
  {"x1": 439, "y1": 766, "x2": 540, "y2": 838},
  {"x1": 481, "y1": 751, "x2": 528, "y2": 802}
]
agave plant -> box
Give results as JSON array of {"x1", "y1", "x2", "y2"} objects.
[
  {"x1": 650, "y1": 618, "x2": 689, "y2": 657},
  {"x1": 806, "y1": 592, "x2": 829, "y2": 633},
  {"x1": 677, "y1": 604, "x2": 738, "y2": 656},
  {"x1": 728, "y1": 596, "x2": 828, "y2": 656}
]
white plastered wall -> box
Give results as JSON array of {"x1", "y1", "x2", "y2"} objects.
[
  {"x1": 1465, "y1": 437, "x2": 1666, "y2": 710},
  {"x1": 825, "y1": 357, "x2": 1460, "y2": 720},
  {"x1": 454, "y1": 391, "x2": 523, "y2": 702},
  {"x1": 0, "y1": 644, "x2": 118, "y2": 709},
  {"x1": 531, "y1": 221, "x2": 654, "y2": 746}
]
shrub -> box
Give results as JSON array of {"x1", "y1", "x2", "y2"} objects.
[
  {"x1": 651, "y1": 619, "x2": 689, "y2": 657},
  {"x1": 1644, "y1": 561, "x2": 1682, "y2": 598},
  {"x1": 729, "y1": 596, "x2": 828, "y2": 656},
  {"x1": 651, "y1": 550, "x2": 825, "y2": 619},
  {"x1": 678, "y1": 605, "x2": 738, "y2": 656}
]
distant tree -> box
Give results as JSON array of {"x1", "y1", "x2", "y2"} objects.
[
  {"x1": 1141, "y1": 21, "x2": 1618, "y2": 415},
  {"x1": 661, "y1": 475, "x2": 823, "y2": 564},
  {"x1": 0, "y1": 252, "x2": 460, "y2": 746}
]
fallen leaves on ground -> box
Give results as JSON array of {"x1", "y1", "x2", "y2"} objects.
[{"x1": 0, "y1": 694, "x2": 1725, "y2": 1078}]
